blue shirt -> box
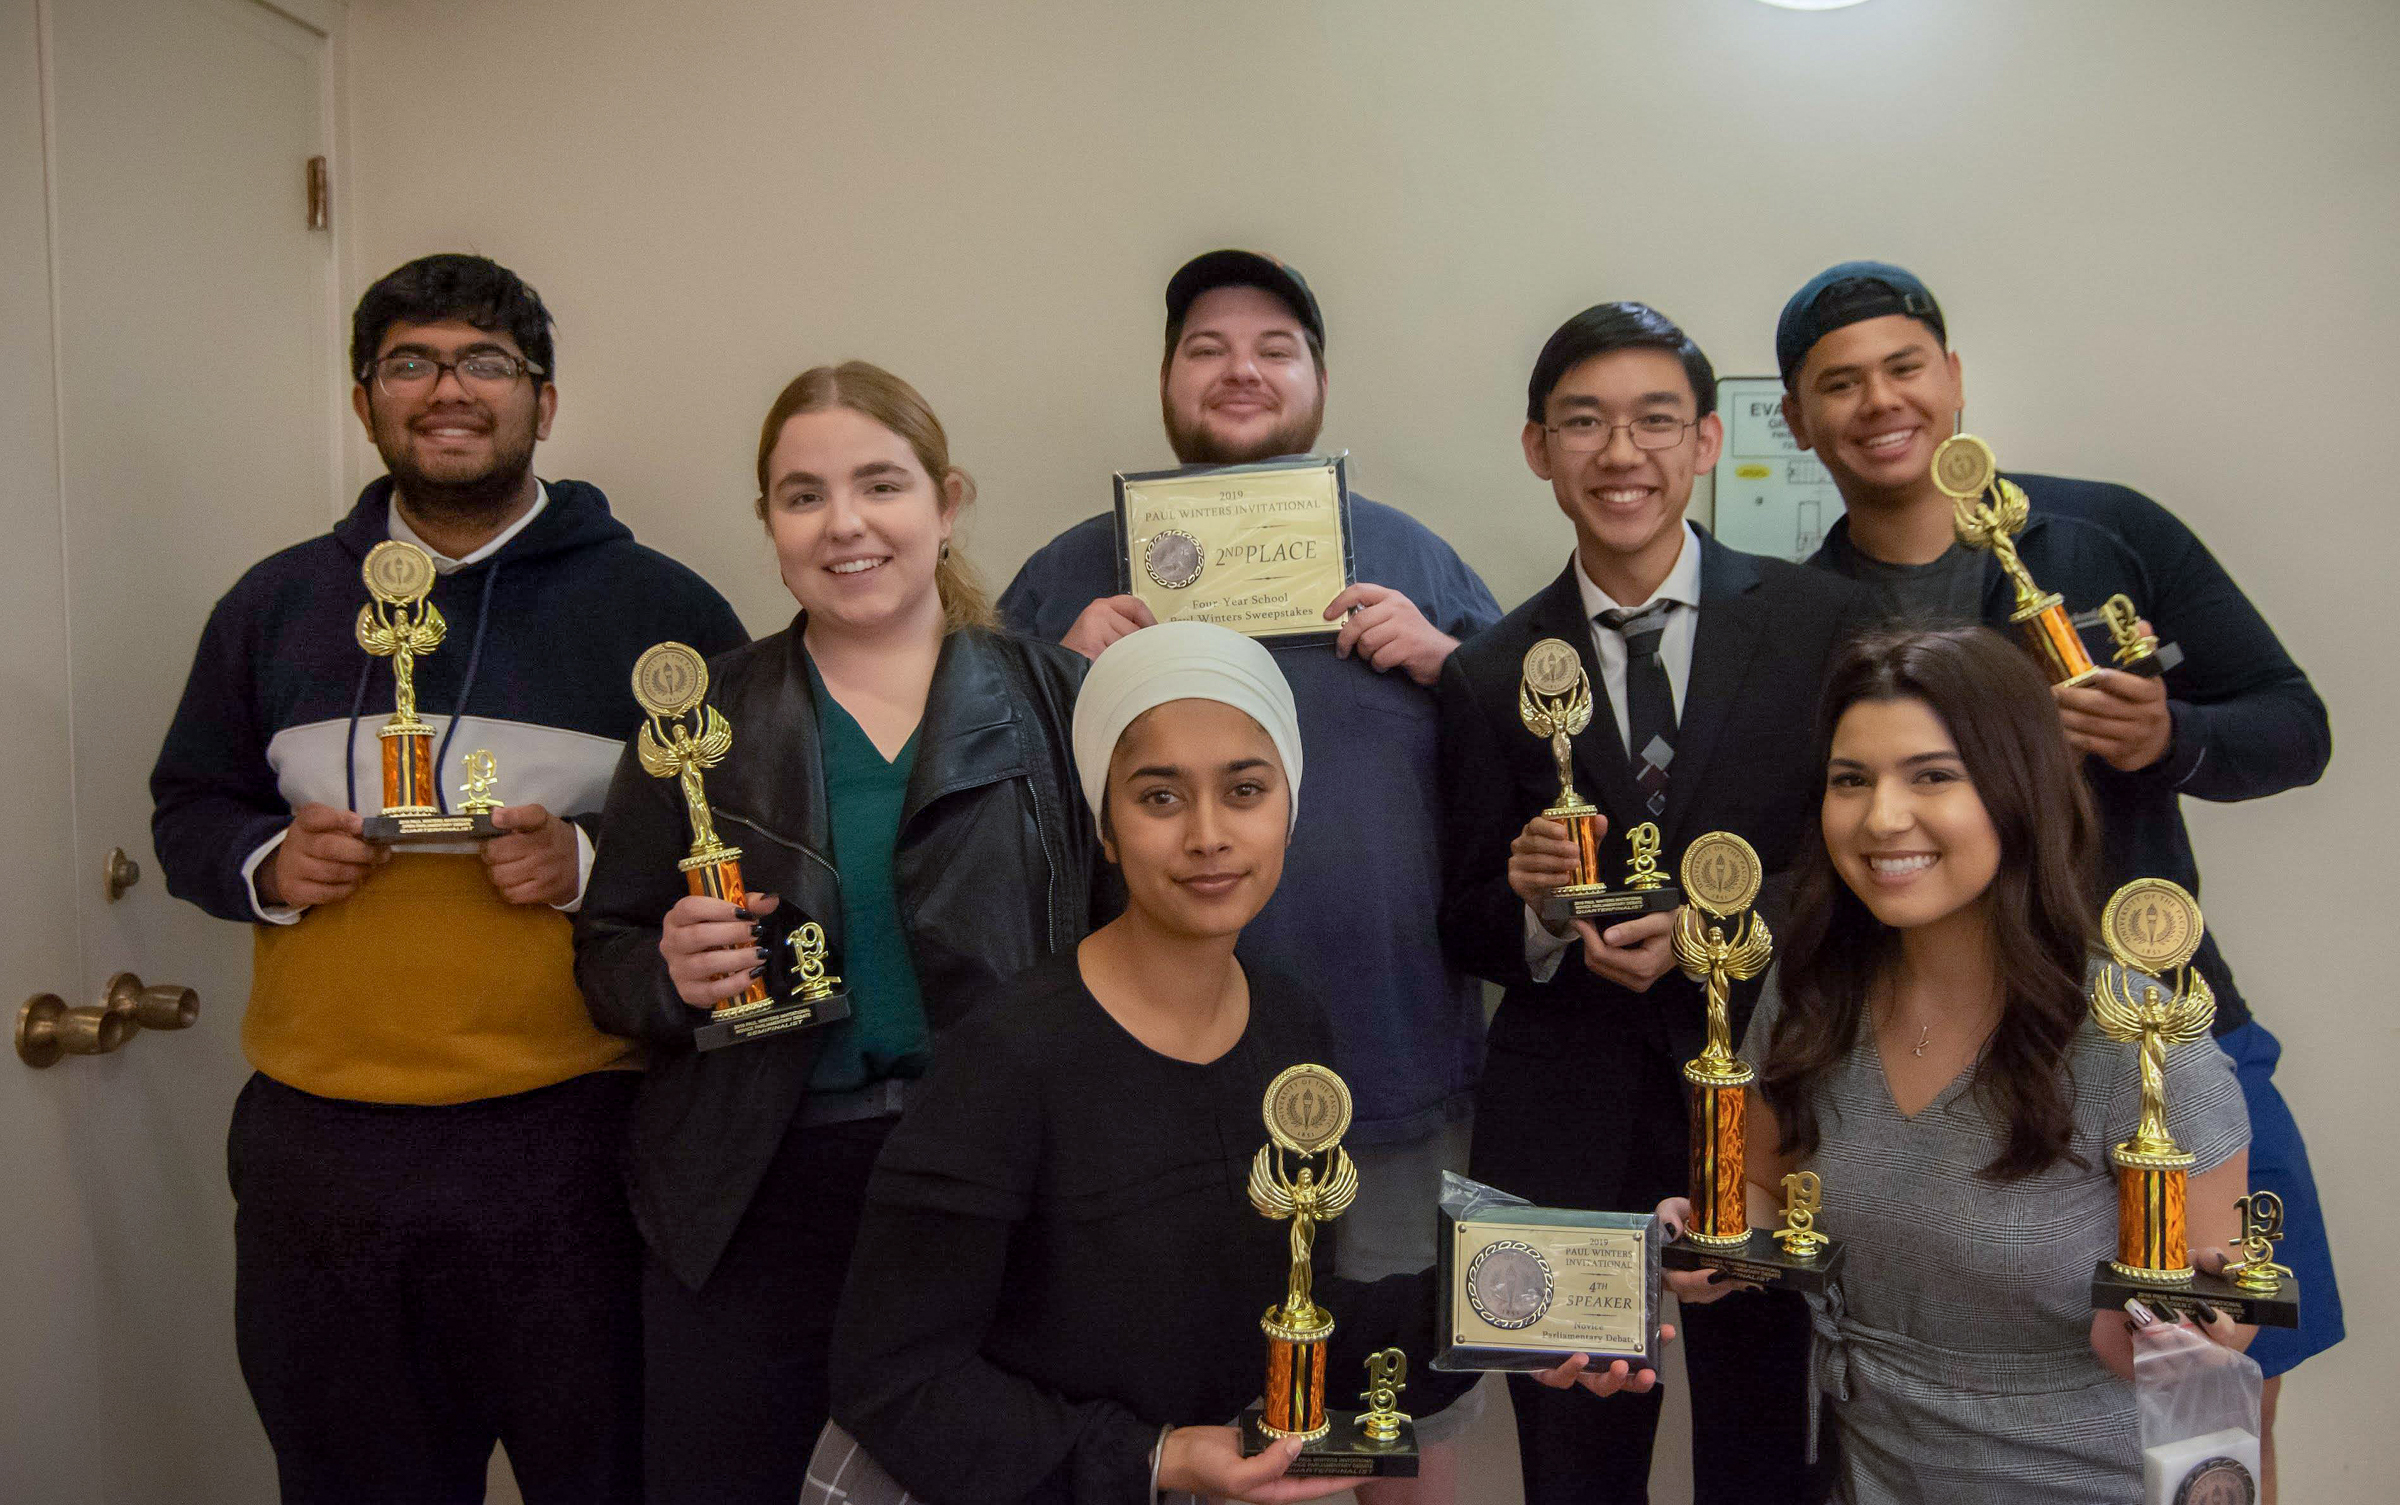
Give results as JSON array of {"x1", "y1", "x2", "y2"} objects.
[{"x1": 999, "y1": 492, "x2": 1501, "y2": 1142}]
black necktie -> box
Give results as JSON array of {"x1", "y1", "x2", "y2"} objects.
[{"x1": 1598, "y1": 602, "x2": 1677, "y2": 818}]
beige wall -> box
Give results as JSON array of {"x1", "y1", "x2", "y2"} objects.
[{"x1": 346, "y1": 0, "x2": 2396, "y2": 1496}]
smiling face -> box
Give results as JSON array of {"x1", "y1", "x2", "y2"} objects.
[
  {"x1": 1781, "y1": 314, "x2": 1963, "y2": 507},
  {"x1": 761, "y1": 405, "x2": 959, "y2": 638},
  {"x1": 352, "y1": 318, "x2": 554, "y2": 514},
  {"x1": 1160, "y1": 284, "x2": 1326, "y2": 465},
  {"x1": 1103, "y1": 698, "x2": 1289, "y2": 943},
  {"x1": 1522, "y1": 347, "x2": 1722, "y2": 580},
  {"x1": 1822, "y1": 695, "x2": 2002, "y2": 933}
]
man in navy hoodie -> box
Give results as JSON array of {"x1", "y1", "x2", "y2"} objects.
[
  {"x1": 151, "y1": 254, "x2": 746, "y2": 1504},
  {"x1": 1779, "y1": 260, "x2": 2341, "y2": 1487}
]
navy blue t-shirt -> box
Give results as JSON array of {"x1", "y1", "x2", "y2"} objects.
[{"x1": 999, "y1": 493, "x2": 1501, "y2": 1143}]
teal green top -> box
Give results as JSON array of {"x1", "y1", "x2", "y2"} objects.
[{"x1": 805, "y1": 662, "x2": 931, "y2": 1094}]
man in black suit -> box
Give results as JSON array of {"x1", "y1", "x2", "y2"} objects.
[{"x1": 1437, "y1": 303, "x2": 1868, "y2": 1504}]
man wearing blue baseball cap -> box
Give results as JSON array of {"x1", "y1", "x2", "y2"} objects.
[{"x1": 1777, "y1": 260, "x2": 2342, "y2": 1488}]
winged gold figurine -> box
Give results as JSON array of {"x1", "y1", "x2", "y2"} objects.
[
  {"x1": 355, "y1": 595, "x2": 446, "y2": 724},
  {"x1": 1675, "y1": 904, "x2": 1774, "y2": 1076},
  {"x1": 639, "y1": 703, "x2": 736, "y2": 862},
  {"x1": 1248, "y1": 1140, "x2": 1358, "y2": 1326},
  {"x1": 1951, "y1": 476, "x2": 2049, "y2": 613},
  {"x1": 2090, "y1": 959, "x2": 2215, "y2": 1158},
  {"x1": 1519, "y1": 676, "x2": 1593, "y2": 807}
]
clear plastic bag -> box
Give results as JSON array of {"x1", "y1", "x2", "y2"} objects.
[{"x1": 2132, "y1": 1302, "x2": 2262, "y2": 1504}]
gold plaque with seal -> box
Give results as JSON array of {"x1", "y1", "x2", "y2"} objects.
[
  {"x1": 1433, "y1": 1173, "x2": 1662, "y2": 1373},
  {"x1": 1112, "y1": 453, "x2": 1354, "y2": 641}
]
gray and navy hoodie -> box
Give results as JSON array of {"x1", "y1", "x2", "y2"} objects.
[{"x1": 150, "y1": 477, "x2": 748, "y2": 1104}]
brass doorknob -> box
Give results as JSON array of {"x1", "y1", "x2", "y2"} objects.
[
  {"x1": 104, "y1": 847, "x2": 142, "y2": 902},
  {"x1": 103, "y1": 972, "x2": 199, "y2": 1033},
  {"x1": 16, "y1": 994, "x2": 131, "y2": 1068}
]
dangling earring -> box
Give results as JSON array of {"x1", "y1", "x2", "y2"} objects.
[{"x1": 940, "y1": 543, "x2": 951, "y2": 561}]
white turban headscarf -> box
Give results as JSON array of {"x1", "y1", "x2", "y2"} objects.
[{"x1": 1070, "y1": 621, "x2": 1303, "y2": 835}]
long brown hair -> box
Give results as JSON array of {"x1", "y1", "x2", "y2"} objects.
[
  {"x1": 752, "y1": 360, "x2": 996, "y2": 633},
  {"x1": 1761, "y1": 627, "x2": 2098, "y2": 1180}
]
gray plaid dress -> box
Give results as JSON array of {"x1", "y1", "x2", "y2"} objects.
[{"x1": 1740, "y1": 964, "x2": 2248, "y2": 1504}]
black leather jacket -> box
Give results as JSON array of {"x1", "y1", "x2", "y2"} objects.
[{"x1": 574, "y1": 620, "x2": 1100, "y2": 1289}]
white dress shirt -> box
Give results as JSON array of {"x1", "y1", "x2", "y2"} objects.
[{"x1": 1524, "y1": 521, "x2": 1704, "y2": 976}]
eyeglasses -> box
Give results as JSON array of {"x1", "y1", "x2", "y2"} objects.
[
  {"x1": 1545, "y1": 414, "x2": 1698, "y2": 453},
  {"x1": 362, "y1": 352, "x2": 546, "y2": 396}
]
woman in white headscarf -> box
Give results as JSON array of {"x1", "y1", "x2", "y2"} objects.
[{"x1": 811, "y1": 623, "x2": 1652, "y2": 1505}]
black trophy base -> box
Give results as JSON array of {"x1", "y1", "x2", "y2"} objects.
[
  {"x1": 693, "y1": 987, "x2": 852, "y2": 1052},
  {"x1": 362, "y1": 810, "x2": 504, "y2": 844},
  {"x1": 1543, "y1": 884, "x2": 1681, "y2": 928},
  {"x1": 1237, "y1": 1406, "x2": 1419, "y2": 1478},
  {"x1": 2090, "y1": 1260, "x2": 2299, "y2": 1329},
  {"x1": 1662, "y1": 1230, "x2": 1845, "y2": 1294}
]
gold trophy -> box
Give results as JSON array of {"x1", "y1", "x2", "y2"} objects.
[
  {"x1": 356, "y1": 541, "x2": 500, "y2": 843},
  {"x1": 2087, "y1": 879, "x2": 2299, "y2": 1326},
  {"x1": 458, "y1": 749, "x2": 503, "y2": 817},
  {"x1": 2096, "y1": 593, "x2": 2183, "y2": 678},
  {"x1": 632, "y1": 642, "x2": 850, "y2": 1052},
  {"x1": 1658, "y1": 831, "x2": 1842, "y2": 1289},
  {"x1": 1933, "y1": 435, "x2": 2098, "y2": 688},
  {"x1": 1519, "y1": 640, "x2": 1676, "y2": 924},
  {"x1": 1237, "y1": 1064, "x2": 1418, "y2": 1477}
]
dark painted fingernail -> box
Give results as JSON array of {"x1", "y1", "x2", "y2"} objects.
[
  {"x1": 733, "y1": 906, "x2": 756, "y2": 920},
  {"x1": 1705, "y1": 1269, "x2": 1730, "y2": 1284},
  {"x1": 749, "y1": 921, "x2": 766, "y2": 939},
  {"x1": 755, "y1": 945, "x2": 770, "y2": 962},
  {"x1": 748, "y1": 963, "x2": 766, "y2": 978},
  {"x1": 2194, "y1": 1301, "x2": 2221, "y2": 1324}
]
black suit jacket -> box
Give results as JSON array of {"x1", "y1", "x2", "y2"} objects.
[{"x1": 1436, "y1": 529, "x2": 1870, "y2": 1210}]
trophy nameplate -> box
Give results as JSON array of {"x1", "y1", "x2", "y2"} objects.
[
  {"x1": 1433, "y1": 1173, "x2": 1662, "y2": 1374},
  {"x1": 2088, "y1": 879, "x2": 2299, "y2": 1327},
  {"x1": 1934, "y1": 435, "x2": 2099, "y2": 688},
  {"x1": 355, "y1": 541, "x2": 501, "y2": 844},
  {"x1": 1656, "y1": 831, "x2": 1846, "y2": 1289},
  {"x1": 1112, "y1": 454, "x2": 1355, "y2": 642},
  {"x1": 1236, "y1": 1064, "x2": 1419, "y2": 1477},
  {"x1": 633, "y1": 642, "x2": 851, "y2": 1051}
]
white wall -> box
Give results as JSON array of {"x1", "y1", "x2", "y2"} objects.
[{"x1": 345, "y1": 1, "x2": 2397, "y2": 1498}]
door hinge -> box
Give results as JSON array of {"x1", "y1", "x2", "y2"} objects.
[{"x1": 306, "y1": 155, "x2": 329, "y2": 231}]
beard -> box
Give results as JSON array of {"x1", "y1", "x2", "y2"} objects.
[
  {"x1": 372, "y1": 402, "x2": 539, "y2": 523},
  {"x1": 1161, "y1": 391, "x2": 1325, "y2": 466}
]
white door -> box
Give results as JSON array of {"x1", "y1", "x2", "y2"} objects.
[{"x1": 3, "y1": 1, "x2": 338, "y2": 1499}]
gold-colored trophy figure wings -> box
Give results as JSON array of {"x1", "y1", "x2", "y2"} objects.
[
  {"x1": 355, "y1": 540, "x2": 446, "y2": 729},
  {"x1": 1932, "y1": 435, "x2": 2099, "y2": 686},
  {"x1": 1673, "y1": 832, "x2": 1772, "y2": 1083},
  {"x1": 2089, "y1": 878, "x2": 2212, "y2": 1284},
  {"x1": 638, "y1": 695, "x2": 738, "y2": 865},
  {"x1": 1518, "y1": 639, "x2": 1594, "y2": 810},
  {"x1": 1250, "y1": 1068, "x2": 1359, "y2": 1330}
]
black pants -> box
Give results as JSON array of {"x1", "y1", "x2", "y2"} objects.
[
  {"x1": 1476, "y1": 1037, "x2": 1825, "y2": 1505},
  {"x1": 641, "y1": 1111, "x2": 895, "y2": 1505},
  {"x1": 229, "y1": 1071, "x2": 643, "y2": 1505}
]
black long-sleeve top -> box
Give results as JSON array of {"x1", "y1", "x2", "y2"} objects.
[
  {"x1": 1813, "y1": 473, "x2": 2332, "y2": 1035},
  {"x1": 829, "y1": 955, "x2": 1470, "y2": 1505}
]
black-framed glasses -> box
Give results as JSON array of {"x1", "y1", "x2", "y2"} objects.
[
  {"x1": 362, "y1": 352, "x2": 546, "y2": 395},
  {"x1": 1545, "y1": 414, "x2": 1698, "y2": 453}
]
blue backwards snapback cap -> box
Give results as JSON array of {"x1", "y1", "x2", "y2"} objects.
[{"x1": 1776, "y1": 260, "x2": 1946, "y2": 386}]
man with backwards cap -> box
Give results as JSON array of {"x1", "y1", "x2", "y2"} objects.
[
  {"x1": 1000, "y1": 250, "x2": 1501, "y2": 1503},
  {"x1": 1778, "y1": 260, "x2": 2343, "y2": 1472}
]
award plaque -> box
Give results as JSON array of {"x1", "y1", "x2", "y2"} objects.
[
  {"x1": 356, "y1": 541, "x2": 501, "y2": 844},
  {"x1": 1433, "y1": 1172, "x2": 1663, "y2": 1374},
  {"x1": 2095, "y1": 593, "x2": 2185, "y2": 679},
  {"x1": 1933, "y1": 435, "x2": 2099, "y2": 688},
  {"x1": 1112, "y1": 454, "x2": 1355, "y2": 642},
  {"x1": 2089, "y1": 879, "x2": 2298, "y2": 1327},
  {"x1": 1659, "y1": 831, "x2": 1844, "y2": 1291},
  {"x1": 1518, "y1": 641, "x2": 1677, "y2": 926},
  {"x1": 1236, "y1": 1064, "x2": 1419, "y2": 1478},
  {"x1": 632, "y1": 642, "x2": 852, "y2": 1052}
]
